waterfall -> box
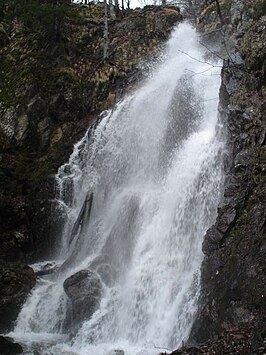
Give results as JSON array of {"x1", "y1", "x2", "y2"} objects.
[{"x1": 10, "y1": 23, "x2": 224, "y2": 355}]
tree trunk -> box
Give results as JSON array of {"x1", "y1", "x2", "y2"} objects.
[
  {"x1": 114, "y1": 0, "x2": 120, "y2": 16},
  {"x1": 103, "y1": 0, "x2": 109, "y2": 60},
  {"x1": 215, "y1": 0, "x2": 224, "y2": 25},
  {"x1": 109, "y1": 0, "x2": 116, "y2": 18}
]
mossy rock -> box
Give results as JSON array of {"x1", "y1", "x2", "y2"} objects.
[{"x1": 238, "y1": 17, "x2": 266, "y2": 72}]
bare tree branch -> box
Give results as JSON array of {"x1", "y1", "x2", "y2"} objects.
[{"x1": 176, "y1": 48, "x2": 223, "y2": 68}]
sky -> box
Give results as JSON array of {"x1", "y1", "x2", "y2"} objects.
[{"x1": 73, "y1": 0, "x2": 160, "y2": 10}]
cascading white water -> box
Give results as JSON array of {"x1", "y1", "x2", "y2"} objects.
[{"x1": 10, "y1": 23, "x2": 224, "y2": 355}]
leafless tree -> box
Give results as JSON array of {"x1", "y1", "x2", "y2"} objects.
[
  {"x1": 103, "y1": 0, "x2": 109, "y2": 60},
  {"x1": 114, "y1": 0, "x2": 120, "y2": 15},
  {"x1": 214, "y1": 0, "x2": 224, "y2": 25}
]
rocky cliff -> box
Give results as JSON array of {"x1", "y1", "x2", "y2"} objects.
[
  {"x1": 188, "y1": 0, "x2": 266, "y2": 353},
  {"x1": 0, "y1": 1, "x2": 182, "y2": 333}
]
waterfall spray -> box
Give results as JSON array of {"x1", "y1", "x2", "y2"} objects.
[{"x1": 10, "y1": 23, "x2": 224, "y2": 355}]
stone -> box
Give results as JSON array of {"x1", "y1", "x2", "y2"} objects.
[
  {"x1": 216, "y1": 205, "x2": 237, "y2": 234},
  {"x1": 37, "y1": 117, "x2": 51, "y2": 149},
  {"x1": 0, "y1": 336, "x2": 23, "y2": 354},
  {"x1": 63, "y1": 269, "x2": 103, "y2": 328},
  {"x1": 234, "y1": 150, "x2": 252, "y2": 170},
  {"x1": 0, "y1": 108, "x2": 16, "y2": 140},
  {"x1": 14, "y1": 114, "x2": 29, "y2": 143},
  {"x1": 27, "y1": 95, "x2": 47, "y2": 120},
  {"x1": 258, "y1": 128, "x2": 266, "y2": 145},
  {"x1": 202, "y1": 226, "x2": 224, "y2": 255}
]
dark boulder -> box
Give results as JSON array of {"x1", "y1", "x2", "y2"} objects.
[
  {"x1": 202, "y1": 225, "x2": 224, "y2": 255},
  {"x1": 0, "y1": 336, "x2": 23, "y2": 354},
  {"x1": 63, "y1": 269, "x2": 103, "y2": 329}
]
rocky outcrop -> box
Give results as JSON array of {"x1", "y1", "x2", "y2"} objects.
[
  {"x1": 189, "y1": 10, "x2": 266, "y2": 352},
  {"x1": 63, "y1": 269, "x2": 103, "y2": 329},
  {"x1": 0, "y1": 336, "x2": 23, "y2": 354},
  {"x1": 0, "y1": 263, "x2": 36, "y2": 333},
  {"x1": 164, "y1": 324, "x2": 265, "y2": 354}
]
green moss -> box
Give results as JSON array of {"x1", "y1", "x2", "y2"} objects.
[
  {"x1": 243, "y1": 0, "x2": 266, "y2": 20},
  {"x1": 238, "y1": 18, "x2": 266, "y2": 71},
  {"x1": 0, "y1": 1, "x2": 82, "y2": 110}
]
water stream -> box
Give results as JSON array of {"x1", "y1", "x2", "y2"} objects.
[{"x1": 10, "y1": 23, "x2": 224, "y2": 355}]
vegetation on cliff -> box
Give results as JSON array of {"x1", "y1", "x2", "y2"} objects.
[{"x1": 187, "y1": 1, "x2": 266, "y2": 353}]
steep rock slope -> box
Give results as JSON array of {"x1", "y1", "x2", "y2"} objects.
[{"x1": 188, "y1": 0, "x2": 266, "y2": 353}]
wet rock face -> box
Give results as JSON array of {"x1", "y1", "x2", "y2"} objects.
[
  {"x1": 167, "y1": 323, "x2": 266, "y2": 354},
  {"x1": 63, "y1": 269, "x2": 103, "y2": 329},
  {"x1": 190, "y1": 16, "x2": 266, "y2": 350},
  {"x1": 0, "y1": 263, "x2": 36, "y2": 333}
]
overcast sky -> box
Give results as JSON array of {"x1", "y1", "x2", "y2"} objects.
[{"x1": 74, "y1": 0, "x2": 157, "y2": 9}]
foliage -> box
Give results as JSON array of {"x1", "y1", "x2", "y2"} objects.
[
  {"x1": 250, "y1": 0, "x2": 266, "y2": 20},
  {"x1": 0, "y1": 0, "x2": 82, "y2": 109},
  {"x1": 0, "y1": 0, "x2": 80, "y2": 42}
]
